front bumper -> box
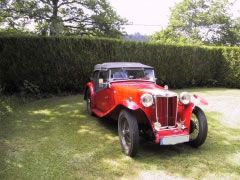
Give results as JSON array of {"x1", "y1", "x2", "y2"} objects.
[{"x1": 155, "y1": 128, "x2": 189, "y2": 144}]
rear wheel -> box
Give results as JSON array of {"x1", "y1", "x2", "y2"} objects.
[
  {"x1": 118, "y1": 110, "x2": 139, "y2": 157},
  {"x1": 86, "y1": 89, "x2": 93, "y2": 115},
  {"x1": 189, "y1": 106, "x2": 208, "y2": 147}
]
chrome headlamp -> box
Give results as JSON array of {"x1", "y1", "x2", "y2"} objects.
[
  {"x1": 141, "y1": 93, "x2": 154, "y2": 107},
  {"x1": 179, "y1": 92, "x2": 191, "y2": 105}
]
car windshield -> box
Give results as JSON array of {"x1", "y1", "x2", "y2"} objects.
[{"x1": 110, "y1": 68, "x2": 155, "y2": 81}]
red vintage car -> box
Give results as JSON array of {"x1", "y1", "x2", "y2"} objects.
[{"x1": 84, "y1": 62, "x2": 208, "y2": 157}]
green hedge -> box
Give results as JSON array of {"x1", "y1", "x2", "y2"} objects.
[{"x1": 0, "y1": 36, "x2": 239, "y2": 94}]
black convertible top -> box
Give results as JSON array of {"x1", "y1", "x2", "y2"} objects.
[{"x1": 94, "y1": 62, "x2": 153, "y2": 71}]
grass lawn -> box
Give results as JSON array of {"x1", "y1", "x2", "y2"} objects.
[{"x1": 0, "y1": 88, "x2": 240, "y2": 179}]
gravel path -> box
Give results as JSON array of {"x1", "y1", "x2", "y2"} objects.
[
  {"x1": 137, "y1": 171, "x2": 189, "y2": 180},
  {"x1": 193, "y1": 89, "x2": 240, "y2": 128}
]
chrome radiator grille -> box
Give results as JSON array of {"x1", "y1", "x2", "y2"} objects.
[{"x1": 155, "y1": 96, "x2": 178, "y2": 128}]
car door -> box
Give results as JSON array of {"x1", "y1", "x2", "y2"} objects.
[{"x1": 94, "y1": 70, "x2": 115, "y2": 113}]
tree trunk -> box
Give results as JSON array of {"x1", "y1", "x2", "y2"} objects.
[{"x1": 50, "y1": 0, "x2": 60, "y2": 36}]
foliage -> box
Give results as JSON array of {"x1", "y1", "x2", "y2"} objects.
[
  {"x1": 151, "y1": 0, "x2": 240, "y2": 45},
  {"x1": 0, "y1": 28, "x2": 35, "y2": 36},
  {"x1": 0, "y1": 0, "x2": 126, "y2": 37},
  {"x1": 0, "y1": 95, "x2": 24, "y2": 121},
  {"x1": 150, "y1": 27, "x2": 203, "y2": 45},
  {"x1": 221, "y1": 47, "x2": 240, "y2": 87},
  {"x1": 0, "y1": 36, "x2": 240, "y2": 94},
  {"x1": 20, "y1": 80, "x2": 40, "y2": 97},
  {"x1": 1, "y1": 90, "x2": 240, "y2": 179}
]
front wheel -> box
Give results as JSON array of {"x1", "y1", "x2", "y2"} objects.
[
  {"x1": 118, "y1": 110, "x2": 139, "y2": 157},
  {"x1": 189, "y1": 106, "x2": 208, "y2": 147}
]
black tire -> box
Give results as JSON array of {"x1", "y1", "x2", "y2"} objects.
[
  {"x1": 118, "y1": 110, "x2": 139, "y2": 157},
  {"x1": 189, "y1": 106, "x2": 208, "y2": 147},
  {"x1": 86, "y1": 89, "x2": 93, "y2": 115}
]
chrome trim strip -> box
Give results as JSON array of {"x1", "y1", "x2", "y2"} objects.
[
  {"x1": 160, "y1": 125, "x2": 176, "y2": 128},
  {"x1": 175, "y1": 97, "x2": 178, "y2": 126},
  {"x1": 166, "y1": 96, "x2": 169, "y2": 127},
  {"x1": 154, "y1": 95, "x2": 159, "y2": 123},
  {"x1": 159, "y1": 127, "x2": 178, "y2": 131}
]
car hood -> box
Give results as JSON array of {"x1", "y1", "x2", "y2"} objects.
[{"x1": 111, "y1": 81, "x2": 177, "y2": 97}]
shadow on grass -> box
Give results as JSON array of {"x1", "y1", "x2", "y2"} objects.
[
  {"x1": 97, "y1": 118, "x2": 118, "y2": 134},
  {"x1": 133, "y1": 111, "x2": 240, "y2": 178},
  {"x1": 92, "y1": 110, "x2": 240, "y2": 178},
  {"x1": 0, "y1": 95, "x2": 240, "y2": 179}
]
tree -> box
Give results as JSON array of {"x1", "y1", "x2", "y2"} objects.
[
  {"x1": 0, "y1": 0, "x2": 127, "y2": 37},
  {"x1": 221, "y1": 17, "x2": 240, "y2": 45},
  {"x1": 151, "y1": 27, "x2": 203, "y2": 45},
  {"x1": 151, "y1": 0, "x2": 240, "y2": 45}
]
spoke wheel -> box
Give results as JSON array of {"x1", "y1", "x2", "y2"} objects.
[
  {"x1": 190, "y1": 114, "x2": 199, "y2": 141},
  {"x1": 189, "y1": 106, "x2": 208, "y2": 148},
  {"x1": 120, "y1": 118, "x2": 131, "y2": 151},
  {"x1": 118, "y1": 110, "x2": 139, "y2": 157}
]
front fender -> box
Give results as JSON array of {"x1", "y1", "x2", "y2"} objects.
[
  {"x1": 121, "y1": 100, "x2": 140, "y2": 110},
  {"x1": 179, "y1": 94, "x2": 208, "y2": 123},
  {"x1": 192, "y1": 94, "x2": 208, "y2": 106},
  {"x1": 179, "y1": 96, "x2": 207, "y2": 132}
]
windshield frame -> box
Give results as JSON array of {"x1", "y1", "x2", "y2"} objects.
[{"x1": 109, "y1": 67, "x2": 156, "y2": 82}]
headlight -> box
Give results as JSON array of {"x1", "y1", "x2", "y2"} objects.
[
  {"x1": 179, "y1": 92, "x2": 191, "y2": 105},
  {"x1": 141, "y1": 93, "x2": 153, "y2": 107}
]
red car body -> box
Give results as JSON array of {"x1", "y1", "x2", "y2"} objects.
[{"x1": 84, "y1": 62, "x2": 208, "y2": 156}]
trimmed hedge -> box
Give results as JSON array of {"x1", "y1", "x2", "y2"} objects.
[{"x1": 0, "y1": 36, "x2": 239, "y2": 94}]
